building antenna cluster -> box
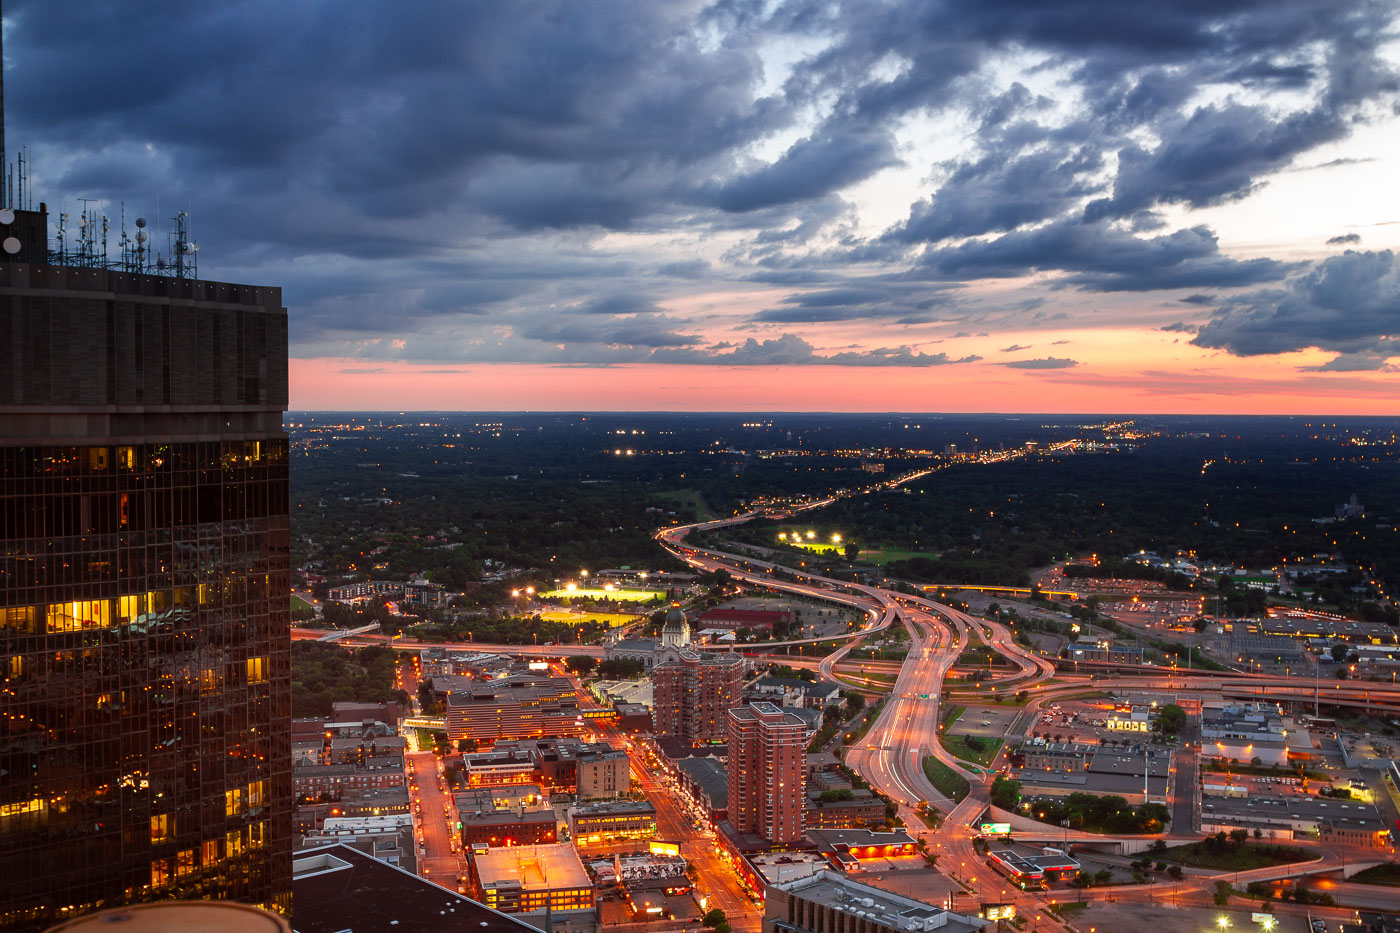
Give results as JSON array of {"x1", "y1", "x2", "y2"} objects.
[{"x1": 0, "y1": 0, "x2": 201, "y2": 275}]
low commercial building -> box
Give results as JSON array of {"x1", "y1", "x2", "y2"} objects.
[
  {"x1": 446, "y1": 675, "x2": 586, "y2": 744},
  {"x1": 1204, "y1": 736, "x2": 1288, "y2": 767},
  {"x1": 328, "y1": 734, "x2": 407, "y2": 764},
  {"x1": 750, "y1": 851, "x2": 828, "y2": 887},
  {"x1": 1201, "y1": 701, "x2": 1287, "y2": 742},
  {"x1": 677, "y1": 756, "x2": 730, "y2": 822},
  {"x1": 469, "y1": 843, "x2": 598, "y2": 933},
  {"x1": 1200, "y1": 701, "x2": 1300, "y2": 766},
  {"x1": 569, "y1": 801, "x2": 657, "y2": 841},
  {"x1": 1106, "y1": 707, "x2": 1154, "y2": 733},
  {"x1": 987, "y1": 850, "x2": 1080, "y2": 888},
  {"x1": 1200, "y1": 794, "x2": 1391, "y2": 848},
  {"x1": 804, "y1": 789, "x2": 885, "y2": 829},
  {"x1": 298, "y1": 815, "x2": 416, "y2": 871},
  {"x1": 464, "y1": 748, "x2": 540, "y2": 787},
  {"x1": 806, "y1": 829, "x2": 917, "y2": 871},
  {"x1": 615, "y1": 702, "x2": 654, "y2": 732},
  {"x1": 456, "y1": 785, "x2": 545, "y2": 812},
  {"x1": 1015, "y1": 742, "x2": 1094, "y2": 773},
  {"x1": 1063, "y1": 642, "x2": 1144, "y2": 664},
  {"x1": 577, "y1": 745, "x2": 631, "y2": 799},
  {"x1": 762, "y1": 870, "x2": 987, "y2": 933},
  {"x1": 461, "y1": 808, "x2": 560, "y2": 848},
  {"x1": 698, "y1": 608, "x2": 794, "y2": 635},
  {"x1": 751, "y1": 676, "x2": 842, "y2": 711},
  {"x1": 1011, "y1": 745, "x2": 1171, "y2": 804},
  {"x1": 294, "y1": 760, "x2": 405, "y2": 800},
  {"x1": 325, "y1": 786, "x2": 412, "y2": 820}
]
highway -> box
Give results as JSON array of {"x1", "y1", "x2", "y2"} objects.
[{"x1": 654, "y1": 509, "x2": 1400, "y2": 928}]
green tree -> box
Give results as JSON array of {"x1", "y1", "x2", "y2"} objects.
[
  {"x1": 1330, "y1": 642, "x2": 1350, "y2": 663},
  {"x1": 1157, "y1": 703, "x2": 1187, "y2": 735},
  {"x1": 702, "y1": 909, "x2": 727, "y2": 928},
  {"x1": 990, "y1": 776, "x2": 1022, "y2": 810},
  {"x1": 565, "y1": 655, "x2": 597, "y2": 676},
  {"x1": 844, "y1": 541, "x2": 862, "y2": 562},
  {"x1": 1214, "y1": 880, "x2": 1233, "y2": 906}
]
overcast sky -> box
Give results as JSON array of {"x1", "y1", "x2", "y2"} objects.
[{"x1": 10, "y1": 0, "x2": 1400, "y2": 412}]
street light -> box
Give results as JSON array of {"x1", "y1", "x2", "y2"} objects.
[{"x1": 1216, "y1": 917, "x2": 1230, "y2": 930}]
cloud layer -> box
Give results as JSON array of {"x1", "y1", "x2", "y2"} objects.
[{"x1": 7, "y1": 0, "x2": 1399, "y2": 378}]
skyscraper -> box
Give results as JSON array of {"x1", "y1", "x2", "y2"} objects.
[
  {"x1": 0, "y1": 205, "x2": 291, "y2": 929},
  {"x1": 650, "y1": 649, "x2": 744, "y2": 744},
  {"x1": 726, "y1": 702, "x2": 806, "y2": 845}
]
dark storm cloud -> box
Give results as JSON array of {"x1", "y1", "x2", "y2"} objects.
[
  {"x1": 914, "y1": 221, "x2": 1293, "y2": 292},
  {"x1": 1192, "y1": 250, "x2": 1400, "y2": 363},
  {"x1": 707, "y1": 129, "x2": 899, "y2": 213},
  {"x1": 749, "y1": 281, "x2": 959, "y2": 324},
  {"x1": 574, "y1": 295, "x2": 663, "y2": 316},
  {"x1": 1160, "y1": 322, "x2": 1201, "y2": 334},
  {"x1": 7, "y1": 0, "x2": 1399, "y2": 366},
  {"x1": 516, "y1": 312, "x2": 702, "y2": 349},
  {"x1": 651, "y1": 335, "x2": 978, "y2": 366},
  {"x1": 1327, "y1": 233, "x2": 1362, "y2": 245}
]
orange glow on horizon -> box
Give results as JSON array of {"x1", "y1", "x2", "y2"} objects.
[{"x1": 290, "y1": 355, "x2": 1400, "y2": 414}]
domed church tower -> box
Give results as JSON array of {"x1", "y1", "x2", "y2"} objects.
[{"x1": 660, "y1": 602, "x2": 691, "y2": 650}]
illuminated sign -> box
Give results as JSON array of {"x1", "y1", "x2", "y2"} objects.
[
  {"x1": 979, "y1": 822, "x2": 1012, "y2": 835},
  {"x1": 981, "y1": 904, "x2": 1016, "y2": 921},
  {"x1": 649, "y1": 841, "x2": 681, "y2": 857}
]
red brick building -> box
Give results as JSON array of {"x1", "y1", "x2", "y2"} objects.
[
  {"x1": 651, "y1": 649, "x2": 745, "y2": 744},
  {"x1": 727, "y1": 702, "x2": 806, "y2": 845},
  {"x1": 697, "y1": 608, "x2": 794, "y2": 635}
]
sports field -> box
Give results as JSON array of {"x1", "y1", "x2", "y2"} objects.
[
  {"x1": 790, "y1": 541, "x2": 841, "y2": 555},
  {"x1": 538, "y1": 609, "x2": 640, "y2": 628},
  {"x1": 540, "y1": 587, "x2": 664, "y2": 603}
]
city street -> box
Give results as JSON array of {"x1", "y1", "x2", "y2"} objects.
[{"x1": 409, "y1": 749, "x2": 467, "y2": 889}]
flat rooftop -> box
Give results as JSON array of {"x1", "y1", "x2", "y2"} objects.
[
  {"x1": 1202, "y1": 793, "x2": 1388, "y2": 829},
  {"x1": 293, "y1": 844, "x2": 538, "y2": 933},
  {"x1": 774, "y1": 871, "x2": 982, "y2": 933},
  {"x1": 571, "y1": 800, "x2": 657, "y2": 815},
  {"x1": 473, "y1": 843, "x2": 592, "y2": 891}
]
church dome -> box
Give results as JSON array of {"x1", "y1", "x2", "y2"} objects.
[{"x1": 663, "y1": 604, "x2": 687, "y2": 630}]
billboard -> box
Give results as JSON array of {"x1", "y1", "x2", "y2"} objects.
[
  {"x1": 981, "y1": 904, "x2": 1016, "y2": 921},
  {"x1": 979, "y1": 822, "x2": 1012, "y2": 835},
  {"x1": 649, "y1": 841, "x2": 681, "y2": 857}
]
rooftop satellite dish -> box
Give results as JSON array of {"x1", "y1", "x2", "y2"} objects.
[
  {"x1": 136, "y1": 231, "x2": 147, "y2": 243},
  {"x1": 135, "y1": 217, "x2": 147, "y2": 228},
  {"x1": 3, "y1": 237, "x2": 21, "y2": 255},
  {"x1": 0, "y1": 209, "x2": 14, "y2": 225}
]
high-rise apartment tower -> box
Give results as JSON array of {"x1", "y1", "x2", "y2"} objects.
[
  {"x1": 651, "y1": 649, "x2": 744, "y2": 744},
  {"x1": 0, "y1": 204, "x2": 292, "y2": 929},
  {"x1": 726, "y1": 701, "x2": 806, "y2": 845}
]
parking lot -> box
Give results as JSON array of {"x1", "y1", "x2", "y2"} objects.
[{"x1": 947, "y1": 704, "x2": 1021, "y2": 739}]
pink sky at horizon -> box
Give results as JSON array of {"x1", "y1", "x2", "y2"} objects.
[{"x1": 290, "y1": 356, "x2": 1400, "y2": 415}]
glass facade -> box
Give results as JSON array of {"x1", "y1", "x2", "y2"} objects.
[
  {"x1": 0, "y1": 247, "x2": 292, "y2": 930},
  {"x1": 0, "y1": 441, "x2": 292, "y2": 928}
]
